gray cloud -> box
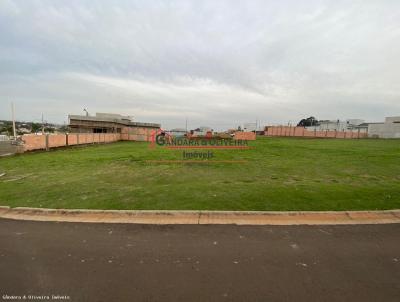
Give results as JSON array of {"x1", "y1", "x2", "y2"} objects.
[{"x1": 1, "y1": 0, "x2": 399, "y2": 129}]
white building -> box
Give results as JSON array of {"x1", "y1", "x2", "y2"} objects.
[
  {"x1": 306, "y1": 119, "x2": 367, "y2": 132},
  {"x1": 18, "y1": 127, "x2": 31, "y2": 134},
  {"x1": 192, "y1": 126, "x2": 212, "y2": 136},
  {"x1": 0, "y1": 135, "x2": 9, "y2": 141},
  {"x1": 368, "y1": 117, "x2": 400, "y2": 138}
]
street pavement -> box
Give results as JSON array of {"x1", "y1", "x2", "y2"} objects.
[{"x1": 0, "y1": 218, "x2": 399, "y2": 302}]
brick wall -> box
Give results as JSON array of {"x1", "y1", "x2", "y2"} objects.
[
  {"x1": 22, "y1": 133, "x2": 121, "y2": 152},
  {"x1": 23, "y1": 135, "x2": 47, "y2": 151},
  {"x1": 22, "y1": 129, "x2": 158, "y2": 152},
  {"x1": 48, "y1": 135, "x2": 67, "y2": 148},
  {"x1": 233, "y1": 132, "x2": 257, "y2": 140},
  {"x1": 121, "y1": 127, "x2": 155, "y2": 142}
]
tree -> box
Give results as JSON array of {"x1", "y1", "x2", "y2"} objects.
[
  {"x1": 58, "y1": 125, "x2": 69, "y2": 133},
  {"x1": 0, "y1": 124, "x2": 13, "y2": 135},
  {"x1": 44, "y1": 127, "x2": 54, "y2": 133},
  {"x1": 31, "y1": 123, "x2": 41, "y2": 133},
  {"x1": 297, "y1": 116, "x2": 319, "y2": 127}
]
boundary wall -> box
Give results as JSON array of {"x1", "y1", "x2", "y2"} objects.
[
  {"x1": 233, "y1": 132, "x2": 256, "y2": 140},
  {"x1": 22, "y1": 133, "x2": 121, "y2": 152},
  {"x1": 120, "y1": 127, "x2": 153, "y2": 142}
]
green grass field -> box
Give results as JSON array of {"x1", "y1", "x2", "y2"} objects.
[{"x1": 0, "y1": 137, "x2": 399, "y2": 211}]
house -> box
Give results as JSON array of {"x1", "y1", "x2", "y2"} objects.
[
  {"x1": 68, "y1": 112, "x2": 160, "y2": 134},
  {"x1": 17, "y1": 127, "x2": 31, "y2": 134}
]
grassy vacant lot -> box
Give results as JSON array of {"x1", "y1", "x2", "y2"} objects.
[{"x1": 0, "y1": 137, "x2": 399, "y2": 211}]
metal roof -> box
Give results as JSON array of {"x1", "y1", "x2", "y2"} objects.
[{"x1": 68, "y1": 115, "x2": 160, "y2": 128}]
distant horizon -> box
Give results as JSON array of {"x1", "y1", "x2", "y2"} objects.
[
  {"x1": 1, "y1": 1, "x2": 399, "y2": 130},
  {"x1": 0, "y1": 108, "x2": 390, "y2": 132}
]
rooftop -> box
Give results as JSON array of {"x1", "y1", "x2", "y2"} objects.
[{"x1": 68, "y1": 113, "x2": 160, "y2": 128}]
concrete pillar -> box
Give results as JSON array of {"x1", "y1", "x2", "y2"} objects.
[{"x1": 45, "y1": 134, "x2": 49, "y2": 151}]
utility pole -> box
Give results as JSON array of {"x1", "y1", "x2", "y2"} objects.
[
  {"x1": 41, "y1": 113, "x2": 44, "y2": 135},
  {"x1": 11, "y1": 102, "x2": 16, "y2": 139}
]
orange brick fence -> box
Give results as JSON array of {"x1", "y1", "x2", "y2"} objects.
[
  {"x1": 121, "y1": 127, "x2": 153, "y2": 142},
  {"x1": 22, "y1": 133, "x2": 121, "y2": 152},
  {"x1": 21, "y1": 125, "x2": 161, "y2": 152},
  {"x1": 21, "y1": 129, "x2": 259, "y2": 152},
  {"x1": 233, "y1": 131, "x2": 256, "y2": 140}
]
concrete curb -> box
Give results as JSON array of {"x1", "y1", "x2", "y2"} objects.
[
  {"x1": 0, "y1": 207, "x2": 399, "y2": 225},
  {"x1": 0, "y1": 206, "x2": 10, "y2": 215}
]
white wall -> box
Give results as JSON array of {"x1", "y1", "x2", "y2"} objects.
[
  {"x1": 368, "y1": 123, "x2": 400, "y2": 138},
  {"x1": 306, "y1": 121, "x2": 346, "y2": 131}
]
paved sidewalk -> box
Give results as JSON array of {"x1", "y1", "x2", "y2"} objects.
[{"x1": 0, "y1": 206, "x2": 399, "y2": 225}]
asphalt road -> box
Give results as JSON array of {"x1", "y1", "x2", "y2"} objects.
[{"x1": 0, "y1": 219, "x2": 399, "y2": 302}]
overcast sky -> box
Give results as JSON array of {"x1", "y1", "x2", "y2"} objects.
[{"x1": 1, "y1": 0, "x2": 399, "y2": 129}]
